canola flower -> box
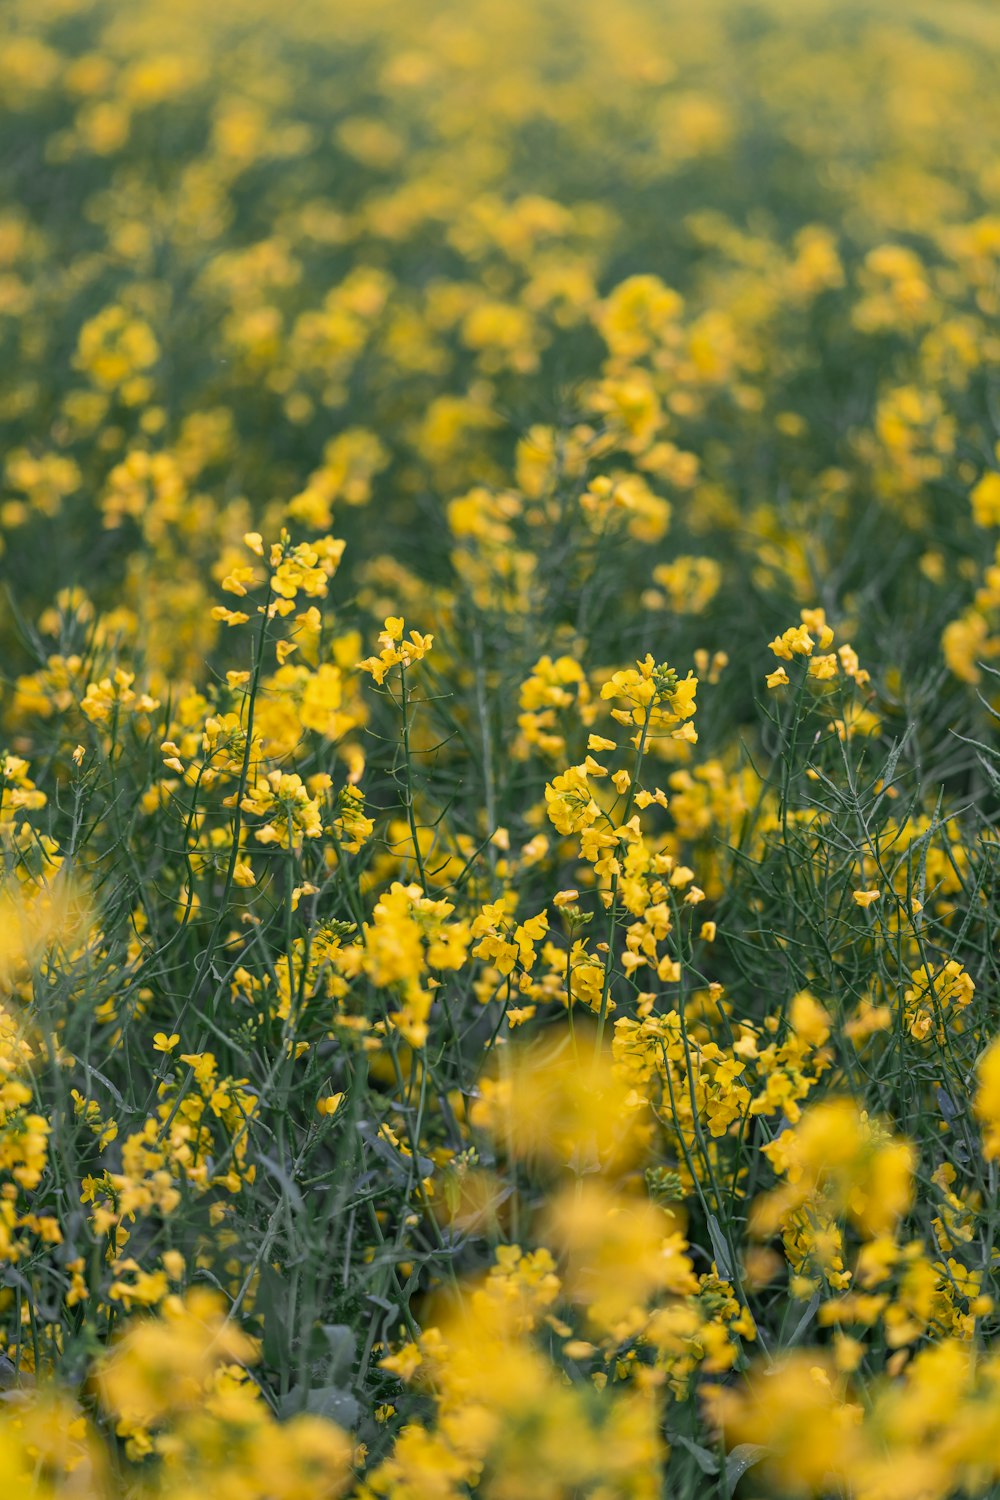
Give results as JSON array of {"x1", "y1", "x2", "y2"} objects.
[{"x1": 2, "y1": 0, "x2": 1000, "y2": 1495}]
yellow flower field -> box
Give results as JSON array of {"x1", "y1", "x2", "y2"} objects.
[{"x1": 2, "y1": 0, "x2": 1000, "y2": 1494}]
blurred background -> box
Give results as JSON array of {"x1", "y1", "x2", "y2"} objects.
[{"x1": 2, "y1": 0, "x2": 999, "y2": 747}]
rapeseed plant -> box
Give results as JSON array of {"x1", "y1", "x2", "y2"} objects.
[{"x1": 3, "y1": 0, "x2": 1000, "y2": 1494}]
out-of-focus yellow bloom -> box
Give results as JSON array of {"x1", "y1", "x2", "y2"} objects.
[
  {"x1": 545, "y1": 1179, "x2": 697, "y2": 1339},
  {"x1": 470, "y1": 1028, "x2": 646, "y2": 1174},
  {"x1": 751, "y1": 1099, "x2": 915, "y2": 1241},
  {"x1": 975, "y1": 1036, "x2": 1000, "y2": 1161},
  {"x1": 708, "y1": 1353, "x2": 864, "y2": 1496}
]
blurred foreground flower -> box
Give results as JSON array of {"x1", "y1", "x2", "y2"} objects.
[{"x1": 469, "y1": 1026, "x2": 648, "y2": 1175}]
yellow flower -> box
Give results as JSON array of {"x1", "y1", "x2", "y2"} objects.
[
  {"x1": 470, "y1": 1029, "x2": 646, "y2": 1173},
  {"x1": 975, "y1": 1036, "x2": 1000, "y2": 1160},
  {"x1": 708, "y1": 1353, "x2": 863, "y2": 1496},
  {"x1": 808, "y1": 652, "x2": 838, "y2": 680},
  {"x1": 971, "y1": 470, "x2": 1000, "y2": 526},
  {"x1": 544, "y1": 763, "x2": 600, "y2": 836},
  {"x1": 357, "y1": 616, "x2": 433, "y2": 684},
  {"x1": 769, "y1": 623, "x2": 814, "y2": 659},
  {"x1": 752, "y1": 1098, "x2": 915, "y2": 1240},
  {"x1": 545, "y1": 1179, "x2": 697, "y2": 1338}
]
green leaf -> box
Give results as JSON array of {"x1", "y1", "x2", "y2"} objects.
[
  {"x1": 671, "y1": 1432, "x2": 720, "y2": 1475},
  {"x1": 788, "y1": 1288, "x2": 820, "y2": 1344},
  {"x1": 318, "y1": 1323, "x2": 356, "y2": 1385},
  {"x1": 278, "y1": 1385, "x2": 359, "y2": 1428},
  {"x1": 725, "y1": 1443, "x2": 768, "y2": 1491},
  {"x1": 706, "y1": 1213, "x2": 734, "y2": 1281}
]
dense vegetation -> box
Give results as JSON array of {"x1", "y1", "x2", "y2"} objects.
[{"x1": 3, "y1": 0, "x2": 1000, "y2": 1495}]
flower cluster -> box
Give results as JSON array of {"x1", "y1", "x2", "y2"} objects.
[{"x1": 2, "y1": 2, "x2": 1000, "y2": 1498}]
